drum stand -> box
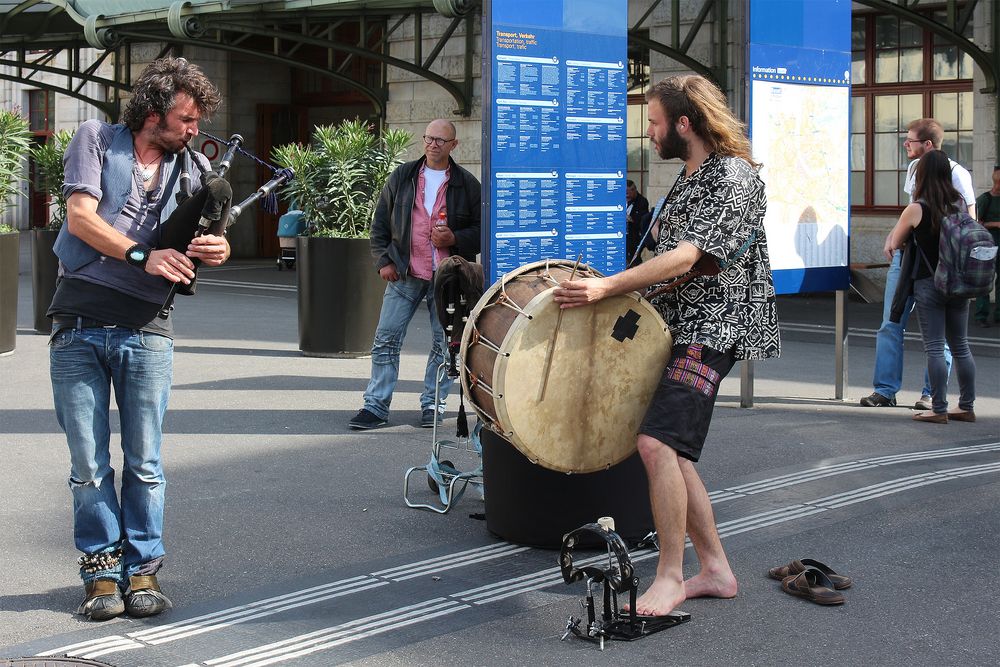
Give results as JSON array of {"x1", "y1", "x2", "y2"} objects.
[
  {"x1": 560, "y1": 520, "x2": 690, "y2": 650},
  {"x1": 403, "y1": 355, "x2": 484, "y2": 514}
]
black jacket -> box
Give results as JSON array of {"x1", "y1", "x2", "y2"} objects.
[{"x1": 370, "y1": 156, "x2": 482, "y2": 275}]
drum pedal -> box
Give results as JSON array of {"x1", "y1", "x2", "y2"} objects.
[{"x1": 559, "y1": 518, "x2": 690, "y2": 649}]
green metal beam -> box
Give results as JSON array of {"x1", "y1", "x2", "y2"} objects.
[
  {"x1": 116, "y1": 28, "x2": 388, "y2": 115},
  {"x1": 629, "y1": 32, "x2": 718, "y2": 87},
  {"x1": 200, "y1": 17, "x2": 471, "y2": 115},
  {"x1": 0, "y1": 71, "x2": 114, "y2": 115},
  {"x1": 857, "y1": 0, "x2": 995, "y2": 93}
]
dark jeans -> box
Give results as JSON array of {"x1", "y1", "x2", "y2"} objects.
[
  {"x1": 973, "y1": 227, "x2": 1000, "y2": 322},
  {"x1": 912, "y1": 278, "x2": 976, "y2": 414}
]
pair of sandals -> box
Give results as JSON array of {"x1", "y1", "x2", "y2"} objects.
[{"x1": 768, "y1": 558, "x2": 853, "y2": 606}]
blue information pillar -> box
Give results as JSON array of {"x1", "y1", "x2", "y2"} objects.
[
  {"x1": 748, "y1": 0, "x2": 852, "y2": 295},
  {"x1": 482, "y1": 0, "x2": 628, "y2": 284}
]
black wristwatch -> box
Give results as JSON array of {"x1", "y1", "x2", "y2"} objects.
[{"x1": 124, "y1": 243, "x2": 152, "y2": 270}]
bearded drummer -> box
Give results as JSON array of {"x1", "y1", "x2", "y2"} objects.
[{"x1": 554, "y1": 74, "x2": 780, "y2": 617}]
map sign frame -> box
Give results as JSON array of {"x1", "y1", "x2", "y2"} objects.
[{"x1": 748, "y1": 0, "x2": 852, "y2": 295}]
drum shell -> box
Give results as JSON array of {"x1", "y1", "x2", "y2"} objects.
[
  {"x1": 461, "y1": 259, "x2": 671, "y2": 474},
  {"x1": 481, "y1": 428, "x2": 653, "y2": 548}
]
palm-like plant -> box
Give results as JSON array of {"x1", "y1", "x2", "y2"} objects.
[
  {"x1": 29, "y1": 129, "x2": 74, "y2": 231},
  {"x1": 273, "y1": 119, "x2": 411, "y2": 238},
  {"x1": 0, "y1": 108, "x2": 31, "y2": 233}
]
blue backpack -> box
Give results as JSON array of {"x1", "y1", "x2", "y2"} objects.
[{"x1": 932, "y1": 208, "x2": 998, "y2": 298}]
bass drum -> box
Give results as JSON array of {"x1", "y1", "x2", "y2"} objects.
[{"x1": 460, "y1": 259, "x2": 672, "y2": 473}]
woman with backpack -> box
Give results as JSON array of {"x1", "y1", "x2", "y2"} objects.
[{"x1": 883, "y1": 149, "x2": 977, "y2": 424}]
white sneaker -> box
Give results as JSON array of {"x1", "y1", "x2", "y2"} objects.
[{"x1": 914, "y1": 395, "x2": 933, "y2": 411}]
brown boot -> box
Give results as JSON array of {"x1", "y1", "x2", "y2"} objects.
[
  {"x1": 77, "y1": 579, "x2": 125, "y2": 621},
  {"x1": 124, "y1": 574, "x2": 172, "y2": 618}
]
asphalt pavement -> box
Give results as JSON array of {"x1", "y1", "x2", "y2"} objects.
[{"x1": 1, "y1": 232, "x2": 999, "y2": 666}]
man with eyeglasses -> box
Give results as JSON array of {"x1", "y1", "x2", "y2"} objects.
[
  {"x1": 861, "y1": 118, "x2": 974, "y2": 409},
  {"x1": 349, "y1": 119, "x2": 482, "y2": 430}
]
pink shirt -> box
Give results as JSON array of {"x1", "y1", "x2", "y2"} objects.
[{"x1": 408, "y1": 164, "x2": 451, "y2": 280}]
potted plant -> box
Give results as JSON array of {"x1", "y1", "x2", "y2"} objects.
[
  {"x1": 28, "y1": 129, "x2": 74, "y2": 334},
  {"x1": 0, "y1": 108, "x2": 31, "y2": 356},
  {"x1": 273, "y1": 119, "x2": 412, "y2": 357}
]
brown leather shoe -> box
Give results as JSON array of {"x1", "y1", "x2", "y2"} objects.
[
  {"x1": 77, "y1": 579, "x2": 125, "y2": 621},
  {"x1": 948, "y1": 410, "x2": 976, "y2": 423},
  {"x1": 912, "y1": 411, "x2": 948, "y2": 424}
]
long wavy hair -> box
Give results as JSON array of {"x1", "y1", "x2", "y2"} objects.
[
  {"x1": 646, "y1": 75, "x2": 758, "y2": 167},
  {"x1": 121, "y1": 57, "x2": 222, "y2": 131},
  {"x1": 913, "y1": 149, "x2": 962, "y2": 234}
]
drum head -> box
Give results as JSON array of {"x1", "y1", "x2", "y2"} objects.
[{"x1": 494, "y1": 291, "x2": 671, "y2": 473}]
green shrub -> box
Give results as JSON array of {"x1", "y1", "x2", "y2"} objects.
[
  {"x1": 29, "y1": 129, "x2": 74, "y2": 231},
  {"x1": 273, "y1": 119, "x2": 412, "y2": 238},
  {"x1": 0, "y1": 108, "x2": 31, "y2": 229}
]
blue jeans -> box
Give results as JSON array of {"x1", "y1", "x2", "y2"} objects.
[
  {"x1": 973, "y1": 227, "x2": 1000, "y2": 322},
  {"x1": 50, "y1": 325, "x2": 173, "y2": 583},
  {"x1": 363, "y1": 275, "x2": 451, "y2": 419},
  {"x1": 913, "y1": 278, "x2": 976, "y2": 413},
  {"x1": 872, "y1": 250, "x2": 951, "y2": 399}
]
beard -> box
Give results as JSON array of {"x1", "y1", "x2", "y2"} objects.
[
  {"x1": 656, "y1": 123, "x2": 689, "y2": 161},
  {"x1": 149, "y1": 117, "x2": 187, "y2": 154}
]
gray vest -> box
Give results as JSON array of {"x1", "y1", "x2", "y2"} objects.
[{"x1": 53, "y1": 124, "x2": 194, "y2": 271}]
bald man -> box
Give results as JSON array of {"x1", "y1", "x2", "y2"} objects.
[{"x1": 349, "y1": 119, "x2": 482, "y2": 430}]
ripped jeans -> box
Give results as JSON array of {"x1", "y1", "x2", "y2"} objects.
[
  {"x1": 362, "y1": 275, "x2": 451, "y2": 420},
  {"x1": 50, "y1": 325, "x2": 173, "y2": 583}
]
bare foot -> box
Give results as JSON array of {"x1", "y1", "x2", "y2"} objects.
[
  {"x1": 623, "y1": 576, "x2": 686, "y2": 616},
  {"x1": 684, "y1": 571, "x2": 738, "y2": 599}
]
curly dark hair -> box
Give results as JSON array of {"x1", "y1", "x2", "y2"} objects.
[{"x1": 121, "y1": 57, "x2": 222, "y2": 130}]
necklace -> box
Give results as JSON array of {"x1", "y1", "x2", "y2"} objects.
[{"x1": 134, "y1": 146, "x2": 163, "y2": 183}]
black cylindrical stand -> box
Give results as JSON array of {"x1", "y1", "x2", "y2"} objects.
[
  {"x1": 31, "y1": 228, "x2": 59, "y2": 334},
  {"x1": 480, "y1": 428, "x2": 653, "y2": 548}
]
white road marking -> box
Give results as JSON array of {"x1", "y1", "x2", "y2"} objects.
[{"x1": 34, "y1": 443, "x2": 999, "y2": 665}]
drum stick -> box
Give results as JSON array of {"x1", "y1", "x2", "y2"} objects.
[{"x1": 537, "y1": 254, "x2": 582, "y2": 402}]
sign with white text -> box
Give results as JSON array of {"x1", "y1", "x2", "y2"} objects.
[{"x1": 482, "y1": 0, "x2": 628, "y2": 284}]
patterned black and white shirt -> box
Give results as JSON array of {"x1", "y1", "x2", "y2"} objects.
[{"x1": 649, "y1": 152, "x2": 780, "y2": 360}]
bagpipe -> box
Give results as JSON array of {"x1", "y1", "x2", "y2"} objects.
[{"x1": 155, "y1": 132, "x2": 294, "y2": 319}]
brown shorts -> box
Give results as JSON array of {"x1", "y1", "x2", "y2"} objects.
[{"x1": 639, "y1": 343, "x2": 736, "y2": 462}]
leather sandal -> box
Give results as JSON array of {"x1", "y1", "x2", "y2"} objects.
[
  {"x1": 912, "y1": 411, "x2": 948, "y2": 424},
  {"x1": 124, "y1": 574, "x2": 172, "y2": 618},
  {"x1": 77, "y1": 579, "x2": 125, "y2": 621},
  {"x1": 768, "y1": 558, "x2": 852, "y2": 590},
  {"x1": 781, "y1": 568, "x2": 845, "y2": 605},
  {"x1": 948, "y1": 410, "x2": 975, "y2": 423}
]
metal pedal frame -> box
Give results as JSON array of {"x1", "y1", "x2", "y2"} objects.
[{"x1": 560, "y1": 523, "x2": 690, "y2": 649}]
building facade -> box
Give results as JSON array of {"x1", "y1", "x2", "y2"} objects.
[{"x1": 1, "y1": 0, "x2": 996, "y2": 277}]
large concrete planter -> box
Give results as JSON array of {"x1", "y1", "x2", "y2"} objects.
[
  {"x1": 31, "y1": 227, "x2": 59, "y2": 334},
  {"x1": 296, "y1": 235, "x2": 384, "y2": 357},
  {"x1": 0, "y1": 231, "x2": 19, "y2": 355}
]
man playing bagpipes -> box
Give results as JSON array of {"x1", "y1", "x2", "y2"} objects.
[{"x1": 47, "y1": 56, "x2": 228, "y2": 621}]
